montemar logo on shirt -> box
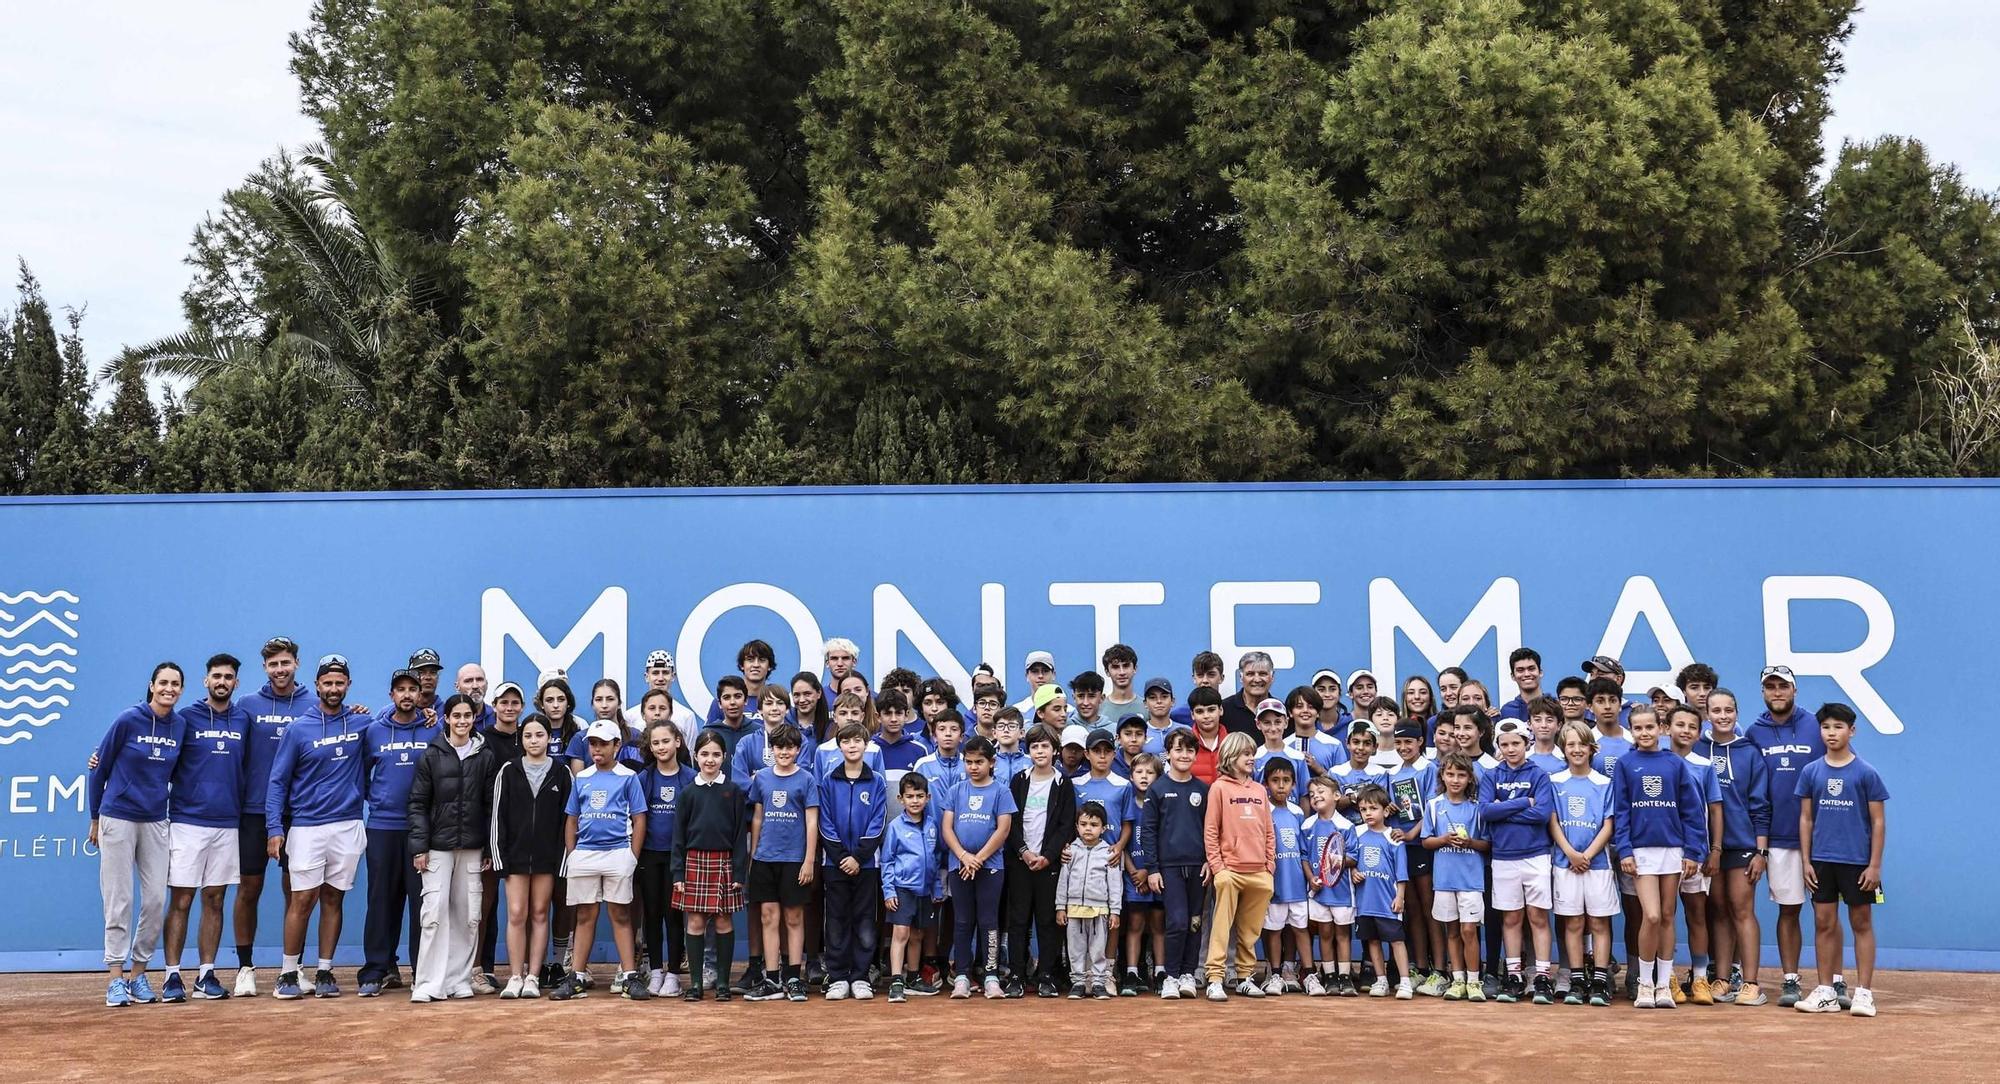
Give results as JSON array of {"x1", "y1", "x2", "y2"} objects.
[
  {"x1": 1189, "y1": 792, "x2": 1202, "y2": 807},
  {"x1": 589, "y1": 789, "x2": 610, "y2": 810},
  {"x1": 968, "y1": 794, "x2": 984, "y2": 811},
  {"x1": 658, "y1": 786, "x2": 677, "y2": 804},
  {"x1": 1566, "y1": 794, "x2": 1587, "y2": 818},
  {"x1": 1642, "y1": 775, "x2": 1663, "y2": 798},
  {"x1": 1827, "y1": 777, "x2": 1845, "y2": 797},
  {"x1": 772, "y1": 790, "x2": 788, "y2": 809}
]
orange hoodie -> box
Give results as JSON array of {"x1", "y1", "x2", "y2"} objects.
[{"x1": 1203, "y1": 773, "x2": 1276, "y2": 875}]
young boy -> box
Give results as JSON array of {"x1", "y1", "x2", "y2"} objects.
[
  {"x1": 1253, "y1": 699, "x2": 1311, "y2": 785},
  {"x1": 1168, "y1": 652, "x2": 1225, "y2": 727},
  {"x1": 881, "y1": 774, "x2": 946, "y2": 1003},
  {"x1": 1139, "y1": 678, "x2": 1180, "y2": 756},
  {"x1": 1058, "y1": 723, "x2": 1090, "y2": 779},
  {"x1": 552, "y1": 721, "x2": 649, "y2": 1001},
  {"x1": 1424, "y1": 753, "x2": 1489, "y2": 1002},
  {"x1": 914, "y1": 715, "x2": 967, "y2": 807},
  {"x1": 706, "y1": 640, "x2": 777, "y2": 724},
  {"x1": 1330, "y1": 727, "x2": 1383, "y2": 814},
  {"x1": 1075, "y1": 734, "x2": 1137, "y2": 863},
  {"x1": 1301, "y1": 776, "x2": 1358, "y2": 996},
  {"x1": 1347, "y1": 670, "x2": 1381, "y2": 717},
  {"x1": 991, "y1": 707, "x2": 1030, "y2": 784},
  {"x1": 1480, "y1": 719, "x2": 1556, "y2": 1004},
  {"x1": 819, "y1": 722, "x2": 888, "y2": 1001},
  {"x1": 1070, "y1": 671, "x2": 1109, "y2": 735},
  {"x1": 1364, "y1": 700, "x2": 1404, "y2": 774},
  {"x1": 1056, "y1": 802, "x2": 1125, "y2": 999},
  {"x1": 745, "y1": 725, "x2": 821, "y2": 1002},
  {"x1": 1668, "y1": 703, "x2": 1725, "y2": 1004},
  {"x1": 1143, "y1": 730, "x2": 1211, "y2": 999},
  {"x1": 710, "y1": 675, "x2": 757, "y2": 768},
  {"x1": 917, "y1": 679, "x2": 961, "y2": 742},
  {"x1": 1385, "y1": 721, "x2": 1441, "y2": 995},
  {"x1": 943, "y1": 737, "x2": 1016, "y2": 998},
  {"x1": 1183, "y1": 686, "x2": 1226, "y2": 783},
  {"x1": 1351, "y1": 785, "x2": 1412, "y2": 999},
  {"x1": 1676, "y1": 663, "x2": 1718, "y2": 715},
  {"x1": 1555, "y1": 676, "x2": 1591, "y2": 726},
  {"x1": 1794, "y1": 703, "x2": 1888, "y2": 1017},
  {"x1": 1551, "y1": 724, "x2": 1617, "y2": 1007},
  {"x1": 1310, "y1": 668, "x2": 1350, "y2": 740},
  {"x1": 1284, "y1": 687, "x2": 1340, "y2": 778},
  {"x1": 1102, "y1": 644, "x2": 1141, "y2": 719},
  {"x1": 731, "y1": 684, "x2": 798, "y2": 785},
  {"x1": 1005, "y1": 724, "x2": 1075, "y2": 998},
  {"x1": 1611, "y1": 705, "x2": 1707, "y2": 1010},
  {"x1": 1111, "y1": 714, "x2": 1148, "y2": 778},
  {"x1": 871, "y1": 690, "x2": 931, "y2": 789},
  {"x1": 1260, "y1": 761, "x2": 1312, "y2": 995},
  {"x1": 1527, "y1": 696, "x2": 1566, "y2": 774},
  {"x1": 970, "y1": 684, "x2": 1005, "y2": 742},
  {"x1": 1585, "y1": 677, "x2": 1634, "y2": 777},
  {"x1": 1120, "y1": 752, "x2": 1165, "y2": 995}
]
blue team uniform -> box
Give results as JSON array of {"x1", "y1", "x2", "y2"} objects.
[
  {"x1": 747, "y1": 766, "x2": 821, "y2": 863},
  {"x1": 1270, "y1": 803, "x2": 1310, "y2": 905},
  {"x1": 1351, "y1": 828, "x2": 1407, "y2": 921},
  {"x1": 1425, "y1": 795, "x2": 1486, "y2": 892},
  {"x1": 1795, "y1": 757, "x2": 1889, "y2": 865},
  {"x1": 566, "y1": 764, "x2": 647, "y2": 850}
]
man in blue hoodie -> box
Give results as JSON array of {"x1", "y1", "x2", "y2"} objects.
[
  {"x1": 162, "y1": 653, "x2": 251, "y2": 1003},
  {"x1": 233, "y1": 635, "x2": 314, "y2": 997},
  {"x1": 1747, "y1": 665, "x2": 1825, "y2": 1007},
  {"x1": 265, "y1": 654, "x2": 371, "y2": 1001},
  {"x1": 357, "y1": 669, "x2": 440, "y2": 996}
]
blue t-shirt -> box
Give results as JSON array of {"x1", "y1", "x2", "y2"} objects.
[
  {"x1": 1328, "y1": 762, "x2": 1382, "y2": 807},
  {"x1": 1550, "y1": 769, "x2": 1614, "y2": 871},
  {"x1": 1683, "y1": 751, "x2": 1725, "y2": 808},
  {"x1": 1302, "y1": 814, "x2": 1356, "y2": 908},
  {"x1": 1270, "y1": 804, "x2": 1309, "y2": 904},
  {"x1": 1351, "y1": 827, "x2": 1407, "y2": 920},
  {"x1": 1126, "y1": 790, "x2": 1157, "y2": 903},
  {"x1": 1286, "y1": 732, "x2": 1344, "y2": 774},
  {"x1": 1795, "y1": 756, "x2": 1889, "y2": 866},
  {"x1": 1253, "y1": 747, "x2": 1312, "y2": 789},
  {"x1": 638, "y1": 763, "x2": 696, "y2": 853},
  {"x1": 748, "y1": 766, "x2": 821, "y2": 863},
  {"x1": 1529, "y1": 750, "x2": 1567, "y2": 776},
  {"x1": 565, "y1": 764, "x2": 647, "y2": 851},
  {"x1": 1590, "y1": 732, "x2": 1634, "y2": 779},
  {"x1": 1073, "y1": 773, "x2": 1137, "y2": 841},
  {"x1": 1425, "y1": 794, "x2": 1485, "y2": 893},
  {"x1": 945, "y1": 778, "x2": 1017, "y2": 872}
]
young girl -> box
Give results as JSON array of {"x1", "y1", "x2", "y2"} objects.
[
  {"x1": 672, "y1": 729, "x2": 751, "y2": 1001},
  {"x1": 1120, "y1": 753, "x2": 1166, "y2": 995},
  {"x1": 1201, "y1": 732, "x2": 1275, "y2": 1001},
  {"x1": 834, "y1": 673, "x2": 877, "y2": 734},
  {"x1": 1694, "y1": 688, "x2": 1772, "y2": 1005},
  {"x1": 493, "y1": 715, "x2": 570, "y2": 998},
  {"x1": 535, "y1": 677, "x2": 584, "y2": 985},
  {"x1": 1668, "y1": 703, "x2": 1725, "y2": 1004},
  {"x1": 1436, "y1": 667, "x2": 1467, "y2": 712},
  {"x1": 791, "y1": 672, "x2": 829, "y2": 746},
  {"x1": 570, "y1": 678, "x2": 643, "y2": 772},
  {"x1": 1611, "y1": 704, "x2": 1707, "y2": 1009},
  {"x1": 1309, "y1": 669, "x2": 1348, "y2": 740},
  {"x1": 635, "y1": 707, "x2": 692, "y2": 997},
  {"x1": 1302, "y1": 776, "x2": 1357, "y2": 996},
  {"x1": 943, "y1": 736, "x2": 1016, "y2": 999},
  {"x1": 407, "y1": 694, "x2": 497, "y2": 1003},
  {"x1": 1550, "y1": 723, "x2": 1616, "y2": 1007},
  {"x1": 1424, "y1": 753, "x2": 1488, "y2": 1002}
]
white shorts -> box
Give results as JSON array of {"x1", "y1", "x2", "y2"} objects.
[
  {"x1": 1491, "y1": 855, "x2": 1552, "y2": 910},
  {"x1": 1308, "y1": 902, "x2": 1355, "y2": 926},
  {"x1": 168, "y1": 823, "x2": 240, "y2": 888},
  {"x1": 1263, "y1": 900, "x2": 1308, "y2": 931},
  {"x1": 1680, "y1": 868, "x2": 1711, "y2": 895},
  {"x1": 287, "y1": 820, "x2": 365, "y2": 891},
  {"x1": 1552, "y1": 867, "x2": 1620, "y2": 918},
  {"x1": 1430, "y1": 890, "x2": 1484, "y2": 923},
  {"x1": 1766, "y1": 847, "x2": 1806, "y2": 906},
  {"x1": 563, "y1": 848, "x2": 637, "y2": 905},
  {"x1": 1631, "y1": 846, "x2": 1683, "y2": 876}
]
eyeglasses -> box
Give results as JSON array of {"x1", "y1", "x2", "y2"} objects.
[{"x1": 1556, "y1": 695, "x2": 1585, "y2": 704}]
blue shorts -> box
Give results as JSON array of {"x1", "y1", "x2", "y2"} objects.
[{"x1": 886, "y1": 888, "x2": 936, "y2": 928}]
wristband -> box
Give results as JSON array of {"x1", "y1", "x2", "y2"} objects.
[{"x1": 1755, "y1": 848, "x2": 1769, "y2": 857}]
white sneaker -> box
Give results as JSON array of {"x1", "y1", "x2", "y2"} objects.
[
  {"x1": 982, "y1": 976, "x2": 1005, "y2": 999},
  {"x1": 645, "y1": 969, "x2": 664, "y2": 996},
  {"x1": 1237, "y1": 978, "x2": 1265, "y2": 997},
  {"x1": 1178, "y1": 974, "x2": 1197, "y2": 999},
  {"x1": 1797, "y1": 985, "x2": 1842, "y2": 1013},
  {"x1": 499, "y1": 976, "x2": 523, "y2": 999},
  {"x1": 826, "y1": 980, "x2": 852, "y2": 1001},
  {"x1": 233, "y1": 966, "x2": 258, "y2": 998},
  {"x1": 1158, "y1": 975, "x2": 1179, "y2": 999},
  {"x1": 661, "y1": 972, "x2": 683, "y2": 997},
  {"x1": 521, "y1": 975, "x2": 541, "y2": 999},
  {"x1": 1206, "y1": 980, "x2": 1227, "y2": 1002},
  {"x1": 852, "y1": 980, "x2": 875, "y2": 1000},
  {"x1": 1262, "y1": 974, "x2": 1286, "y2": 996},
  {"x1": 1635, "y1": 983, "x2": 1657, "y2": 1009},
  {"x1": 1395, "y1": 978, "x2": 1414, "y2": 1000},
  {"x1": 470, "y1": 972, "x2": 499, "y2": 995},
  {"x1": 1369, "y1": 977, "x2": 1389, "y2": 997},
  {"x1": 1850, "y1": 988, "x2": 1876, "y2": 1017},
  {"x1": 951, "y1": 976, "x2": 971, "y2": 999},
  {"x1": 1304, "y1": 973, "x2": 1326, "y2": 997}
]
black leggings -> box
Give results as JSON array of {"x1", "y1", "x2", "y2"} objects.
[{"x1": 637, "y1": 850, "x2": 684, "y2": 974}]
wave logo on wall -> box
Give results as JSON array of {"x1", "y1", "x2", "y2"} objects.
[{"x1": 0, "y1": 590, "x2": 79, "y2": 748}]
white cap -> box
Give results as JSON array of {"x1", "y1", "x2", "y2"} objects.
[
  {"x1": 1347, "y1": 668, "x2": 1378, "y2": 687},
  {"x1": 1025, "y1": 650, "x2": 1056, "y2": 672},
  {"x1": 645, "y1": 649, "x2": 675, "y2": 669},
  {"x1": 1309, "y1": 668, "x2": 1342, "y2": 687},
  {"x1": 585, "y1": 719, "x2": 623, "y2": 742},
  {"x1": 1060, "y1": 723, "x2": 1089, "y2": 748},
  {"x1": 1759, "y1": 664, "x2": 1796, "y2": 687},
  {"x1": 1256, "y1": 698, "x2": 1287, "y2": 717}
]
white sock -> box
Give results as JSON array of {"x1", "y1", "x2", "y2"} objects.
[
  {"x1": 166, "y1": 965, "x2": 181, "y2": 977},
  {"x1": 1832, "y1": 972, "x2": 1846, "y2": 985},
  {"x1": 318, "y1": 957, "x2": 334, "y2": 973},
  {"x1": 1657, "y1": 959, "x2": 1675, "y2": 987},
  {"x1": 281, "y1": 954, "x2": 301, "y2": 975},
  {"x1": 198, "y1": 962, "x2": 214, "y2": 976},
  {"x1": 1638, "y1": 957, "x2": 1654, "y2": 984},
  {"x1": 1784, "y1": 971, "x2": 1799, "y2": 982}
]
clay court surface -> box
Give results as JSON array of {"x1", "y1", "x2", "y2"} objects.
[{"x1": 3, "y1": 969, "x2": 1992, "y2": 1081}]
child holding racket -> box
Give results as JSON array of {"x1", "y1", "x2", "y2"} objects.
[{"x1": 1302, "y1": 776, "x2": 1357, "y2": 996}]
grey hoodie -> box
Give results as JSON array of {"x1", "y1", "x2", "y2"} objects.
[{"x1": 1056, "y1": 838, "x2": 1124, "y2": 914}]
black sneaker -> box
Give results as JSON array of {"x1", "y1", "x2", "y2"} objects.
[
  {"x1": 549, "y1": 973, "x2": 587, "y2": 1000},
  {"x1": 1532, "y1": 975, "x2": 1554, "y2": 1005},
  {"x1": 784, "y1": 977, "x2": 808, "y2": 1003},
  {"x1": 1562, "y1": 982, "x2": 1584, "y2": 1006},
  {"x1": 1118, "y1": 973, "x2": 1141, "y2": 997},
  {"x1": 1496, "y1": 974, "x2": 1522, "y2": 1003},
  {"x1": 744, "y1": 978, "x2": 785, "y2": 1002},
  {"x1": 1068, "y1": 981, "x2": 1085, "y2": 1000},
  {"x1": 1037, "y1": 978, "x2": 1061, "y2": 998},
  {"x1": 907, "y1": 974, "x2": 939, "y2": 997},
  {"x1": 732, "y1": 960, "x2": 762, "y2": 995},
  {"x1": 713, "y1": 984, "x2": 733, "y2": 1003},
  {"x1": 621, "y1": 971, "x2": 651, "y2": 1001},
  {"x1": 887, "y1": 979, "x2": 907, "y2": 1003},
  {"x1": 1091, "y1": 982, "x2": 1112, "y2": 1000},
  {"x1": 1003, "y1": 976, "x2": 1025, "y2": 999},
  {"x1": 383, "y1": 969, "x2": 406, "y2": 990},
  {"x1": 682, "y1": 985, "x2": 703, "y2": 1002},
  {"x1": 1589, "y1": 975, "x2": 1610, "y2": 1007},
  {"x1": 1834, "y1": 978, "x2": 1851, "y2": 1010}
]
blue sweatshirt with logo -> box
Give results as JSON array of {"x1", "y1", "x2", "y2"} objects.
[
  {"x1": 239, "y1": 681, "x2": 312, "y2": 818},
  {"x1": 171, "y1": 700, "x2": 251, "y2": 827},
  {"x1": 819, "y1": 763, "x2": 889, "y2": 868},
  {"x1": 90, "y1": 704, "x2": 185, "y2": 822},
  {"x1": 1141, "y1": 772, "x2": 1211, "y2": 871},
  {"x1": 881, "y1": 811, "x2": 943, "y2": 899},
  {"x1": 1695, "y1": 733, "x2": 1772, "y2": 851},
  {"x1": 1611, "y1": 747, "x2": 1708, "y2": 861},
  {"x1": 265, "y1": 703, "x2": 370, "y2": 833},
  {"x1": 1476, "y1": 759, "x2": 1555, "y2": 861},
  {"x1": 1748, "y1": 707, "x2": 1824, "y2": 848},
  {"x1": 362, "y1": 713, "x2": 442, "y2": 830},
  {"x1": 639, "y1": 762, "x2": 696, "y2": 853}
]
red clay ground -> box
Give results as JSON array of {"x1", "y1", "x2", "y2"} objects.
[{"x1": 1, "y1": 969, "x2": 1990, "y2": 1082}]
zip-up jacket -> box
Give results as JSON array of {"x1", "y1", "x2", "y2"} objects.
[
  {"x1": 638, "y1": 763, "x2": 696, "y2": 853},
  {"x1": 238, "y1": 681, "x2": 310, "y2": 816},
  {"x1": 90, "y1": 704, "x2": 184, "y2": 822},
  {"x1": 671, "y1": 775, "x2": 752, "y2": 885},
  {"x1": 490, "y1": 756, "x2": 570, "y2": 874},
  {"x1": 408, "y1": 733, "x2": 497, "y2": 855},
  {"x1": 1612, "y1": 748, "x2": 1709, "y2": 861},
  {"x1": 1477, "y1": 758, "x2": 1556, "y2": 861},
  {"x1": 819, "y1": 763, "x2": 889, "y2": 868},
  {"x1": 1143, "y1": 773, "x2": 1210, "y2": 871},
  {"x1": 731, "y1": 723, "x2": 817, "y2": 787},
  {"x1": 171, "y1": 700, "x2": 249, "y2": 827},
  {"x1": 1056, "y1": 838, "x2": 1125, "y2": 913},
  {"x1": 264, "y1": 703, "x2": 369, "y2": 833},
  {"x1": 1203, "y1": 774, "x2": 1276, "y2": 876},
  {"x1": 362, "y1": 713, "x2": 441, "y2": 830},
  {"x1": 1007, "y1": 767, "x2": 1077, "y2": 863},
  {"x1": 871, "y1": 731, "x2": 931, "y2": 779},
  {"x1": 882, "y1": 811, "x2": 944, "y2": 900},
  {"x1": 1696, "y1": 733, "x2": 1772, "y2": 850},
  {"x1": 1748, "y1": 707, "x2": 1824, "y2": 848}
]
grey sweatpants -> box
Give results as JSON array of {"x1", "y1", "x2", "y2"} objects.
[
  {"x1": 1066, "y1": 915, "x2": 1111, "y2": 987},
  {"x1": 100, "y1": 817, "x2": 170, "y2": 967}
]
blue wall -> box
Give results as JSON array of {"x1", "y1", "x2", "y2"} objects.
[{"x1": 0, "y1": 481, "x2": 1981, "y2": 970}]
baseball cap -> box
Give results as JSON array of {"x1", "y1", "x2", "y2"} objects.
[
  {"x1": 1255, "y1": 697, "x2": 1286, "y2": 717},
  {"x1": 1031, "y1": 684, "x2": 1063, "y2": 711},
  {"x1": 645, "y1": 649, "x2": 675, "y2": 669},
  {"x1": 407, "y1": 648, "x2": 443, "y2": 671},
  {"x1": 1759, "y1": 665, "x2": 1796, "y2": 686},
  {"x1": 389, "y1": 667, "x2": 420, "y2": 687},
  {"x1": 537, "y1": 668, "x2": 568, "y2": 685},
  {"x1": 1494, "y1": 719, "x2": 1527, "y2": 738},
  {"x1": 585, "y1": 719, "x2": 623, "y2": 742},
  {"x1": 1393, "y1": 722, "x2": 1425, "y2": 741},
  {"x1": 1143, "y1": 676, "x2": 1173, "y2": 698},
  {"x1": 1347, "y1": 668, "x2": 1378, "y2": 686},
  {"x1": 1117, "y1": 713, "x2": 1147, "y2": 732},
  {"x1": 1581, "y1": 655, "x2": 1625, "y2": 677},
  {"x1": 492, "y1": 681, "x2": 525, "y2": 702},
  {"x1": 1086, "y1": 731, "x2": 1116, "y2": 750},
  {"x1": 1060, "y1": 724, "x2": 1089, "y2": 748},
  {"x1": 1024, "y1": 650, "x2": 1056, "y2": 672},
  {"x1": 1309, "y1": 668, "x2": 1342, "y2": 687},
  {"x1": 315, "y1": 654, "x2": 350, "y2": 679}
]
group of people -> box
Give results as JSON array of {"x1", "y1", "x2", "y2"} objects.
[{"x1": 88, "y1": 636, "x2": 1889, "y2": 1017}]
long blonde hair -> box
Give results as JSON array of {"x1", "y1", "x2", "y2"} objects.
[{"x1": 1218, "y1": 732, "x2": 1258, "y2": 779}]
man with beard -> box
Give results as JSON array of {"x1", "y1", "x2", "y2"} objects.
[
  {"x1": 357, "y1": 670, "x2": 440, "y2": 996},
  {"x1": 266, "y1": 655, "x2": 372, "y2": 1000},
  {"x1": 162, "y1": 654, "x2": 251, "y2": 1002},
  {"x1": 233, "y1": 636, "x2": 314, "y2": 997}
]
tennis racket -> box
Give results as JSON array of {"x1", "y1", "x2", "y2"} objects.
[{"x1": 1316, "y1": 827, "x2": 1346, "y2": 888}]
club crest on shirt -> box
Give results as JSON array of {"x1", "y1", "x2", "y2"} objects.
[
  {"x1": 1827, "y1": 777, "x2": 1844, "y2": 797},
  {"x1": 1362, "y1": 844, "x2": 1383, "y2": 867},
  {"x1": 1190, "y1": 792, "x2": 1202, "y2": 808},
  {"x1": 968, "y1": 794, "x2": 984, "y2": 811},
  {"x1": 1566, "y1": 794, "x2": 1587, "y2": 818},
  {"x1": 589, "y1": 789, "x2": 609, "y2": 810},
  {"x1": 772, "y1": 790, "x2": 788, "y2": 809},
  {"x1": 859, "y1": 790, "x2": 871, "y2": 804},
  {"x1": 1642, "y1": 776, "x2": 1663, "y2": 798},
  {"x1": 659, "y1": 786, "x2": 676, "y2": 804}
]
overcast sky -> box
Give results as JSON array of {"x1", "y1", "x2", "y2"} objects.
[{"x1": 1, "y1": 0, "x2": 1994, "y2": 369}]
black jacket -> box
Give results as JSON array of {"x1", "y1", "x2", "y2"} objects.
[
  {"x1": 491, "y1": 755, "x2": 571, "y2": 874},
  {"x1": 1007, "y1": 766, "x2": 1077, "y2": 864},
  {"x1": 408, "y1": 734, "x2": 498, "y2": 856}
]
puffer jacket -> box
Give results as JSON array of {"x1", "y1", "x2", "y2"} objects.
[
  {"x1": 1056, "y1": 838, "x2": 1125, "y2": 914},
  {"x1": 408, "y1": 733, "x2": 498, "y2": 856}
]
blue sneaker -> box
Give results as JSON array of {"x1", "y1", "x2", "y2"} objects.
[
  {"x1": 106, "y1": 978, "x2": 132, "y2": 1007},
  {"x1": 313, "y1": 969, "x2": 341, "y2": 998},
  {"x1": 192, "y1": 971, "x2": 230, "y2": 1000},
  {"x1": 357, "y1": 980, "x2": 382, "y2": 998},
  {"x1": 128, "y1": 974, "x2": 158, "y2": 1004},
  {"x1": 161, "y1": 972, "x2": 187, "y2": 1003},
  {"x1": 273, "y1": 971, "x2": 304, "y2": 1000}
]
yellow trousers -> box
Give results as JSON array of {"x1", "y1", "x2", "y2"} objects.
[{"x1": 1204, "y1": 868, "x2": 1274, "y2": 984}]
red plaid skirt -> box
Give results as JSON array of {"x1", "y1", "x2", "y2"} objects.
[{"x1": 673, "y1": 849, "x2": 743, "y2": 914}]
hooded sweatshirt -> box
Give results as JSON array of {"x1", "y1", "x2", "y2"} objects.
[
  {"x1": 1695, "y1": 731, "x2": 1773, "y2": 851},
  {"x1": 239, "y1": 681, "x2": 312, "y2": 816},
  {"x1": 265, "y1": 701, "x2": 370, "y2": 832},
  {"x1": 171, "y1": 699, "x2": 250, "y2": 828},
  {"x1": 1748, "y1": 706, "x2": 1823, "y2": 848},
  {"x1": 362, "y1": 711, "x2": 441, "y2": 830},
  {"x1": 90, "y1": 704, "x2": 185, "y2": 822},
  {"x1": 1477, "y1": 758, "x2": 1556, "y2": 861},
  {"x1": 1056, "y1": 837, "x2": 1125, "y2": 913},
  {"x1": 1203, "y1": 773, "x2": 1276, "y2": 876},
  {"x1": 881, "y1": 811, "x2": 943, "y2": 900}
]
